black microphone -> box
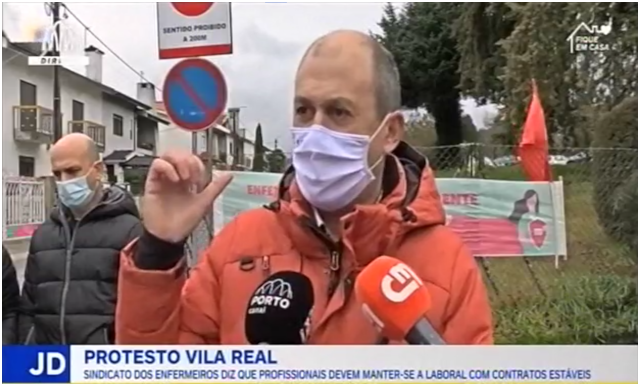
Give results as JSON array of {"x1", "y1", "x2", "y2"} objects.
[{"x1": 244, "y1": 271, "x2": 314, "y2": 345}]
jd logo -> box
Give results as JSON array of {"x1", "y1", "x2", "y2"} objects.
[
  {"x1": 29, "y1": 352, "x2": 66, "y2": 376},
  {"x1": 528, "y1": 218, "x2": 547, "y2": 249}
]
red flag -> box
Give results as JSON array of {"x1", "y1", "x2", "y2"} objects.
[{"x1": 518, "y1": 80, "x2": 552, "y2": 181}]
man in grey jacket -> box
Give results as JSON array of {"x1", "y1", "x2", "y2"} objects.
[{"x1": 20, "y1": 133, "x2": 142, "y2": 344}]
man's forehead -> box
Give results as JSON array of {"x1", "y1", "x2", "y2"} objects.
[
  {"x1": 50, "y1": 145, "x2": 87, "y2": 167},
  {"x1": 295, "y1": 42, "x2": 375, "y2": 103}
]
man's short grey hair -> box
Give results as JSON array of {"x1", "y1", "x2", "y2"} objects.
[
  {"x1": 87, "y1": 140, "x2": 100, "y2": 163},
  {"x1": 371, "y1": 41, "x2": 402, "y2": 119},
  {"x1": 300, "y1": 34, "x2": 402, "y2": 120}
]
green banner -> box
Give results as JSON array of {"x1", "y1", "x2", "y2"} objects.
[{"x1": 213, "y1": 172, "x2": 567, "y2": 257}]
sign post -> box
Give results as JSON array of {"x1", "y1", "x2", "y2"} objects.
[{"x1": 156, "y1": 2, "x2": 233, "y2": 59}]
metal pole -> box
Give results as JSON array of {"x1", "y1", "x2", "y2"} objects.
[
  {"x1": 227, "y1": 107, "x2": 241, "y2": 169},
  {"x1": 205, "y1": 127, "x2": 215, "y2": 175},
  {"x1": 204, "y1": 126, "x2": 215, "y2": 241},
  {"x1": 52, "y1": 2, "x2": 62, "y2": 142}
]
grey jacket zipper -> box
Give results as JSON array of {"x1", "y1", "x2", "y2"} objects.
[
  {"x1": 58, "y1": 215, "x2": 79, "y2": 345},
  {"x1": 24, "y1": 325, "x2": 35, "y2": 344},
  {"x1": 57, "y1": 204, "x2": 104, "y2": 344}
]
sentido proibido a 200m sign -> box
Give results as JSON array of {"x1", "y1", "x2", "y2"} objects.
[{"x1": 157, "y1": 2, "x2": 233, "y2": 59}]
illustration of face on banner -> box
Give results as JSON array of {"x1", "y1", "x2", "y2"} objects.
[
  {"x1": 513, "y1": 189, "x2": 547, "y2": 252},
  {"x1": 522, "y1": 190, "x2": 546, "y2": 249}
]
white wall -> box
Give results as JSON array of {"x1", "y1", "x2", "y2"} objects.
[
  {"x1": 243, "y1": 140, "x2": 255, "y2": 169},
  {"x1": 102, "y1": 99, "x2": 135, "y2": 151},
  {"x1": 2, "y1": 51, "x2": 50, "y2": 176},
  {"x1": 2, "y1": 49, "x2": 143, "y2": 177},
  {"x1": 157, "y1": 123, "x2": 192, "y2": 154},
  {"x1": 3, "y1": 51, "x2": 99, "y2": 176}
]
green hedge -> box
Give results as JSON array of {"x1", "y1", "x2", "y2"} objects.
[
  {"x1": 494, "y1": 274, "x2": 638, "y2": 344},
  {"x1": 615, "y1": 172, "x2": 638, "y2": 255},
  {"x1": 591, "y1": 97, "x2": 638, "y2": 251}
]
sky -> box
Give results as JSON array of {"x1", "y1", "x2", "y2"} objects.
[{"x1": 2, "y1": 2, "x2": 496, "y2": 150}]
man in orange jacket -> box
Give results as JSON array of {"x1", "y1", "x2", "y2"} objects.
[{"x1": 116, "y1": 30, "x2": 493, "y2": 345}]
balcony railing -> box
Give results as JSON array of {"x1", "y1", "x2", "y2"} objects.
[
  {"x1": 243, "y1": 155, "x2": 253, "y2": 169},
  {"x1": 137, "y1": 141, "x2": 156, "y2": 152},
  {"x1": 67, "y1": 120, "x2": 106, "y2": 149},
  {"x1": 12, "y1": 105, "x2": 54, "y2": 144}
]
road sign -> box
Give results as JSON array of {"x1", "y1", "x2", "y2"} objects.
[
  {"x1": 157, "y1": 2, "x2": 233, "y2": 59},
  {"x1": 172, "y1": 3, "x2": 213, "y2": 17},
  {"x1": 162, "y1": 58, "x2": 228, "y2": 132}
]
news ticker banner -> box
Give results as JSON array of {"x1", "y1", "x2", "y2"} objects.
[
  {"x1": 2, "y1": 346, "x2": 636, "y2": 384},
  {"x1": 213, "y1": 172, "x2": 567, "y2": 257}
]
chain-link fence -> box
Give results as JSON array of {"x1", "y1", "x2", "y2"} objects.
[
  {"x1": 413, "y1": 144, "x2": 637, "y2": 343},
  {"x1": 184, "y1": 214, "x2": 214, "y2": 269}
]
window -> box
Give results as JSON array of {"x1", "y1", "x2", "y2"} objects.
[
  {"x1": 18, "y1": 156, "x2": 35, "y2": 177},
  {"x1": 113, "y1": 114, "x2": 123, "y2": 136},
  {"x1": 19, "y1": 81, "x2": 37, "y2": 105},
  {"x1": 71, "y1": 100, "x2": 84, "y2": 133},
  {"x1": 18, "y1": 81, "x2": 38, "y2": 133}
]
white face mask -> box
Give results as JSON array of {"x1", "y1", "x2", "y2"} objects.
[{"x1": 291, "y1": 120, "x2": 387, "y2": 212}]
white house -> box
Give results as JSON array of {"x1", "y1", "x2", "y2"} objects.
[
  {"x1": 154, "y1": 101, "x2": 196, "y2": 155},
  {"x1": 190, "y1": 114, "x2": 256, "y2": 170},
  {"x1": 2, "y1": 32, "x2": 168, "y2": 183},
  {"x1": 152, "y1": 104, "x2": 256, "y2": 170}
]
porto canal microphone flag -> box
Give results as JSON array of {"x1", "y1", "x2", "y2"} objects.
[{"x1": 518, "y1": 80, "x2": 552, "y2": 182}]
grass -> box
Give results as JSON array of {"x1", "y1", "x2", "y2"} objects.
[{"x1": 433, "y1": 163, "x2": 638, "y2": 343}]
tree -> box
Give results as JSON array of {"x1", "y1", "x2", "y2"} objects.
[
  {"x1": 376, "y1": 3, "x2": 465, "y2": 167},
  {"x1": 592, "y1": 96, "x2": 638, "y2": 253},
  {"x1": 266, "y1": 148, "x2": 287, "y2": 173},
  {"x1": 456, "y1": 3, "x2": 638, "y2": 145},
  {"x1": 252, "y1": 123, "x2": 266, "y2": 172},
  {"x1": 455, "y1": 3, "x2": 516, "y2": 105},
  {"x1": 461, "y1": 114, "x2": 478, "y2": 143},
  {"x1": 404, "y1": 113, "x2": 437, "y2": 150}
]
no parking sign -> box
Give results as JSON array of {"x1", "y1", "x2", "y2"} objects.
[{"x1": 162, "y1": 58, "x2": 228, "y2": 131}]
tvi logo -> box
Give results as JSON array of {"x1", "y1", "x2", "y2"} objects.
[
  {"x1": 29, "y1": 352, "x2": 66, "y2": 376},
  {"x1": 28, "y1": 18, "x2": 87, "y2": 67}
]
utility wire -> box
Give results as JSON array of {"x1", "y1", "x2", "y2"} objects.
[{"x1": 62, "y1": 3, "x2": 163, "y2": 92}]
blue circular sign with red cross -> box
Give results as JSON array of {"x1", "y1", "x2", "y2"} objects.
[{"x1": 162, "y1": 58, "x2": 228, "y2": 132}]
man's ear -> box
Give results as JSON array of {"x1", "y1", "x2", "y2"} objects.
[
  {"x1": 92, "y1": 162, "x2": 106, "y2": 183},
  {"x1": 384, "y1": 111, "x2": 405, "y2": 153},
  {"x1": 94, "y1": 161, "x2": 105, "y2": 174}
]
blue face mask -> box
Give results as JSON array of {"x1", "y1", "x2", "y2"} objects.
[{"x1": 56, "y1": 174, "x2": 96, "y2": 210}]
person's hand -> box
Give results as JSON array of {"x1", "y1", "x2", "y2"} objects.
[{"x1": 142, "y1": 150, "x2": 233, "y2": 243}]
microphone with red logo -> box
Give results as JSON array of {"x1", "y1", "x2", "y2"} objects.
[{"x1": 355, "y1": 256, "x2": 446, "y2": 345}]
